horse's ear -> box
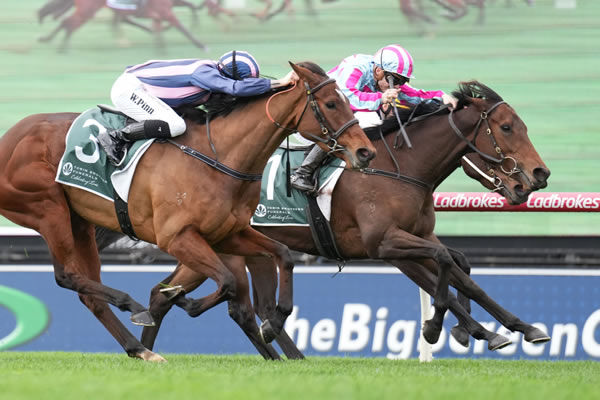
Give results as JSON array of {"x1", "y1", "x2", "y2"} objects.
[{"x1": 289, "y1": 61, "x2": 301, "y2": 75}]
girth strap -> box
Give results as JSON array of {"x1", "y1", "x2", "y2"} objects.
[
  {"x1": 305, "y1": 196, "x2": 344, "y2": 263},
  {"x1": 113, "y1": 190, "x2": 138, "y2": 240}
]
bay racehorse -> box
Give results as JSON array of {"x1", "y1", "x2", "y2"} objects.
[
  {"x1": 38, "y1": 0, "x2": 206, "y2": 52},
  {"x1": 0, "y1": 62, "x2": 375, "y2": 361},
  {"x1": 129, "y1": 81, "x2": 551, "y2": 357}
]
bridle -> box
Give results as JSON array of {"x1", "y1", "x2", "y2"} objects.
[
  {"x1": 266, "y1": 78, "x2": 359, "y2": 154},
  {"x1": 449, "y1": 100, "x2": 521, "y2": 177},
  {"x1": 359, "y1": 100, "x2": 522, "y2": 192}
]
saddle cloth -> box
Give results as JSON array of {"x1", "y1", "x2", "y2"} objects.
[
  {"x1": 55, "y1": 107, "x2": 154, "y2": 203},
  {"x1": 251, "y1": 148, "x2": 346, "y2": 227}
]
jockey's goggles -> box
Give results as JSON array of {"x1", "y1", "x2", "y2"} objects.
[{"x1": 385, "y1": 72, "x2": 409, "y2": 87}]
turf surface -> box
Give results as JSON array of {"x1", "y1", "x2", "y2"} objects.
[
  {"x1": 0, "y1": 0, "x2": 598, "y2": 234},
  {"x1": 1, "y1": 352, "x2": 599, "y2": 400}
]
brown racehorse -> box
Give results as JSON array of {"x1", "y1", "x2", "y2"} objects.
[
  {"x1": 129, "y1": 81, "x2": 551, "y2": 357},
  {"x1": 0, "y1": 62, "x2": 376, "y2": 361},
  {"x1": 38, "y1": 0, "x2": 206, "y2": 52}
]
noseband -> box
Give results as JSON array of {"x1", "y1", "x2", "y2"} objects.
[
  {"x1": 448, "y1": 101, "x2": 521, "y2": 177},
  {"x1": 266, "y1": 78, "x2": 359, "y2": 153}
]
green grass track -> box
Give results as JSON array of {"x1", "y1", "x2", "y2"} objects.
[{"x1": 0, "y1": 353, "x2": 599, "y2": 400}]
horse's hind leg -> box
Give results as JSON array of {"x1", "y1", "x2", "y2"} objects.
[
  {"x1": 373, "y1": 231, "x2": 453, "y2": 345},
  {"x1": 247, "y1": 256, "x2": 305, "y2": 360},
  {"x1": 47, "y1": 218, "x2": 164, "y2": 361},
  {"x1": 447, "y1": 246, "x2": 473, "y2": 347}
]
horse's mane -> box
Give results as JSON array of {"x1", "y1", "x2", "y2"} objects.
[
  {"x1": 452, "y1": 80, "x2": 503, "y2": 109},
  {"x1": 364, "y1": 80, "x2": 502, "y2": 141},
  {"x1": 176, "y1": 61, "x2": 328, "y2": 125},
  {"x1": 363, "y1": 100, "x2": 444, "y2": 142}
]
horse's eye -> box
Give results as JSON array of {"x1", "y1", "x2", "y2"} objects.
[
  {"x1": 501, "y1": 124, "x2": 511, "y2": 133},
  {"x1": 325, "y1": 101, "x2": 336, "y2": 109}
]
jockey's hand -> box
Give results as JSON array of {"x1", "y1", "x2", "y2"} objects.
[
  {"x1": 442, "y1": 93, "x2": 458, "y2": 109},
  {"x1": 271, "y1": 70, "x2": 299, "y2": 89},
  {"x1": 381, "y1": 88, "x2": 399, "y2": 104}
]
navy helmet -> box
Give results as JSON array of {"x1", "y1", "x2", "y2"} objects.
[{"x1": 218, "y1": 50, "x2": 261, "y2": 80}]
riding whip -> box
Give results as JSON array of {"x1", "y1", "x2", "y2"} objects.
[{"x1": 387, "y1": 76, "x2": 412, "y2": 149}]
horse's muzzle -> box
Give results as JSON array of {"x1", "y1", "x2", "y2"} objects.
[
  {"x1": 354, "y1": 147, "x2": 376, "y2": 169},
  {"x1": 532, "y1": 166, "x2": 550, "y2": 190}
]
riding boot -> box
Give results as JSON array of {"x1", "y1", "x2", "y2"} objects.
[
  {"x1": 97, "y1": 120, "x2": 171, "y2": 166},
  {"x1": 290, "y1": 145, "x2": 329, "y2": 193}
]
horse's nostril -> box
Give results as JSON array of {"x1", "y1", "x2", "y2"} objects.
[
  {"x1": 533, "y1": 167, "x2": 550, "y2": 183},
  {"x1": 356, "y1": 148, "x2": 375, "y2": 163}
]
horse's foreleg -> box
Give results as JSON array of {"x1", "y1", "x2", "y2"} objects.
[
  {"x1": 448, "y1": 263, "x2": 551, "y2": 344},
  {"x1": 147, "y1": 255, "x2": 281, "y2": 360},
  {"x1": 247, "y1": 256, "x2": 305, "y2": 360},
  {"x1": 140, "y1": 267, "x2": 207, "y2": 351},
  {"x1": 166, "y1": 228, "x2": 239, "y2": 318},
  {"x1": 214, "y1": 227, "x2": 295, "y2": 344},
  {"x1": 389, "y1": 259, "x2": 512, "y2": 351},
  {"x1": 220, "y1": 254, "x2": 281, "y2": 360}
]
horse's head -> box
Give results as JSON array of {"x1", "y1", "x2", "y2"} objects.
[
  {"x1": 453, "y1": 81, "x2": 550, "y2": 202},
  {"x1": 461, "y1": 153, "x2": 530, "y2": 205},
  {"x1": 288, "y1": 61, "x2": 376, "y2": 169}
]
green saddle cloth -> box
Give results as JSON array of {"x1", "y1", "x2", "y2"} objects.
[
  {"x1": 251, "y1": 148, "x2": 344, "y2": 226},
  {"x1": 55, "y1": 107, "x2": 151, "y2": 202}
]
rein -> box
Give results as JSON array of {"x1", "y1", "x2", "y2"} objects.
[
  {"x1": 266, "y1": 78, "x2": 359, "y2": 154},
  {"x1": 165, "y1": 139, "x2": 262, "y2": 181}
]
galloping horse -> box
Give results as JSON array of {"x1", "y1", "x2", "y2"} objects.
[
  {"x1": 38, "y1": 0, "x2": 206, "y2": 52},
  {"x1": 0, "y1": 62, "x2": 375, "y2": 361},
  {"x1": 130, "y1": 81, "x2": 551, "y2": 357}
]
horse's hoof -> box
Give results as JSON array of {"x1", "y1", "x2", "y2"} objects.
[
  {"x1": 259, "y1": 320, "x2": 277, "y2": 344},
  {"x1": 422, "y1": 320, "x2": 441, "y2": 344},
  {"x1": 138, "y1": 349, "x2": 167, "y2": 363},
  {"x1": 131, "y1": 311, "x2": 155, "y2": 327},
  {"x1": 488, "y1": 334, "x2": 512, "y2": 351},
  {"x1": 524, "y1": 327, "x2": 551, "y2": 344},
  {"x1": 450, "y1": 325, "x2": 470, "y2": 347}
]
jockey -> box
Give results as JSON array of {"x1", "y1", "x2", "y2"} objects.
[
  {"x1": 290, "y1": 44, "x2": 458, "y2": 192},
  {"x1": 98, "y1": 50, "x2": 297, "y2": 165}
]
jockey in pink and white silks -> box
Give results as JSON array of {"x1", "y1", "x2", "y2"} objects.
[
  {"x1": 98, "y1": 50, "x2": 297, "y2": 165},
  {"x1": 290, "y1": 44, "x2": 458, "y2": 192}
]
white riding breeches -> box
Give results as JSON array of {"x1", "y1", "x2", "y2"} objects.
[{"x1": 110, "y1": 72, "x2": 186, "y2": 137}]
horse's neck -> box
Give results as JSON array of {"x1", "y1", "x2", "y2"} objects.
[
  {"x1": 182, "y1": 99, "x2": 295, "y2": 176},
  {"x1": 375, "y1": 109, "x2": 479, "y2": 188}
]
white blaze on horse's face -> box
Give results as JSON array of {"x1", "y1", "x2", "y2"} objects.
[{"x1": 335, "y1": 88, "x2": 349, "y2": 104}]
